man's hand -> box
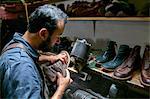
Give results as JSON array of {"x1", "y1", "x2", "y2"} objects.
[
  {"x1": 54, "y1": 53, "x2": 68, "y2": 64},
  {"x1": 56, "y1": 70, "x2": 72, "y2": 90},
  {"x1": 51, "y1": 70, "x2": 72, "y2": 99},
  {"x1": 38, "y1": 52, "x2": 67, "y2": 64}
]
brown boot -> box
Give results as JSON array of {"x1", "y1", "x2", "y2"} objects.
[
  {"x1": 113, "y1": 45, "x2": 141, "y2": 80},
  {"x1": 140, "y1": 45, "x2": 150, "y2": 87},
  {"x1": 42, "y1": 51, "x2": 70, "y2": 82}
]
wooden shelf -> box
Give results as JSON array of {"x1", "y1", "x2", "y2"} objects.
[
  {"x1": 67, "y1": 17, "x2": 150, "y2": 22},
  {"x1": 24, "y1": 0, "x2": 69, "y2": 5},
  {"x1": 68, "y1": 66, "x2": 149, "y2": 96},
  {"x1": 89, "y1": 67, "x2": 146, "y2": 88},
  {"x1": 68, "y1": 66, "x2": 146, "y2": 88},
  {"x1": 24, "y1": 0, "x2": 49, "y2": 5},
  {"x1": 68, "y1": 66, "x2": 149, "y2": 95},
  {"x1": 89, "y1": 66, "x2": 150, "y2": 96}
]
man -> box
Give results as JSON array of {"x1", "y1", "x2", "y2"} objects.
[{"x1": 0, "y1": 4, "x2": 72, "y2": 99}]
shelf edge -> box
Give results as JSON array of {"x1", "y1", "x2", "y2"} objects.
[{"x1": 67, "y1": 17, "x2": 150, "y2": 21}]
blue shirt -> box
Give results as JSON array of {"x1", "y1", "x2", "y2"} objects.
[{"x1": 0, "y1": 33, "x2": 45, "y2": 99}]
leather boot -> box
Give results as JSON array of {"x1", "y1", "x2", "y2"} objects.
[
  {"x1": 96, "y1": 41, "x2": 116, "y2": 64},
  {"x1": 140, "y1": 45, "x2": 150, "y2": 87},
  {"x1": 42, "y1": 51, "x2": 70, "y2": 82},
  {"x1": 102, "y1": 45, "x2": 130, "y2": 71},
  {"x1": 113, "y1": 45, "x2": 141, "y2": 80}
]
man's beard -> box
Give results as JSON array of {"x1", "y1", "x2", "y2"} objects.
[{"x1": 38, "y1": 35, "x2": 51, "y2": 52}]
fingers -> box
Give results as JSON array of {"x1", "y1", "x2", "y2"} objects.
[
  {"x1": 57, "y1": 72, "x2": 63, "y2": 78},
  {"x1": 57, "y1": 70, "x2": 73, "y2": 87},
  {"x1": 58, "y1": 53, "x2": 67, "y2": 64},
  {"x1": 59, "y1": 57, "x2": 67, "y2": 64},
  {"x1": 57, "y1": 70, "x2": 71, "y2": 79},
  {"x1": 66, "y1": 70, "x2": 73, "y2": 84}
]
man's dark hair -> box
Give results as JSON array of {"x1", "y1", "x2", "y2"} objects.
[{"x1": 28, "y1": 4, "x2": 68, "y2": 34}]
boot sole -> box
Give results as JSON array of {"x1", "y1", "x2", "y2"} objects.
[
  {"x1": 112, "y1": 74, "x2": 132, "y2": 80},
  {"x1": 102, "y1": 67, "x2": 115, "y2": 72},
  {"x1": 139, "y1": 75, "x2": 150, "y2": 87}
]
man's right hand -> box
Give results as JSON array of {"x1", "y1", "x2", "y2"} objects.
[
  {"x1": 57, "y1": 69, "x2": 73, "y2": 90},
  {"x1": 51, "y1": 70, "x2": 72, "y2": 99}
]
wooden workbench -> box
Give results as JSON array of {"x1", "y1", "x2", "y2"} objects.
[
  {"x1": 90, "y1": 67, "x2": 144, "y2": 88},
  {"x1": 68, "y1": 66, "x2": 149, "y2": 96},
  {"x1": 89, "y1": 66, "x2": 149, "y2": 95}
]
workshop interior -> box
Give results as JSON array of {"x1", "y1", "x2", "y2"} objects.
[{"x1": 0, "y1": 0, "x2": 149, "y2": 98}]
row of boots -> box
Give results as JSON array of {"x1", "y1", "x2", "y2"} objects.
[
  {"x1": 56, "y1": 0, "x2": 140, "y2": 17},
  {"x1": 95, "y1": 41, "x2": 150, "y2": 87}
]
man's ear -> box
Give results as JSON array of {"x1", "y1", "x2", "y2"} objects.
[{"x1": 38, "y1": 28, "x2": 49, "y2": 40}]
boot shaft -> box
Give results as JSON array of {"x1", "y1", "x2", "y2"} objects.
[
  {"x1": 143, "y1": 45, "x2": 150, "y2": 61},
  {"x1": 107, "y1": 41, "x2": 117, "y2": 51},
  {"x1": 142, "y1": 45, "x2": 150, "y2": 70},
  {"x1": 96, "y1": 41, "x2": 116, "y2": 63},
  {"x1": 115, "y1": 45, "x2": 130, "y2": 60},
  {"x1": 126, "y1": 45, "x2": 141, "y2": 68},
  {"x1": 128, "y1": 45, "x2": 141, "y2": 62}
]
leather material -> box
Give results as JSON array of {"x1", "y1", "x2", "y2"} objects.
[
  {"x1": 113, "y1": 45, "x2": 141, "y2": 80},
  {"x1": 102, "y1": 45, "x2": 130, "y2": 71},
  {"x1": 42, "y1": 51, "x2": 70, "y2": 82},
  {"x1": 67, "y1": 1, "x2": 105, "y2": 17},
  {"x1": 96, "y1": 41, "x2": 116, "y2": 63},
  {"x1": 38, "y1": 51, "x2": 70, "y2": 97},
  {"x1": 140, "y1": 45, "x2": 150, "y2": 87}
]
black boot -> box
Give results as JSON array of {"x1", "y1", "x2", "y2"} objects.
[
  {"x1": 102, "y1": 45, "x2": 130, "y2": 71},
  {"x1": 96, "y1": 41, "x2": 116, "y2": 64}
]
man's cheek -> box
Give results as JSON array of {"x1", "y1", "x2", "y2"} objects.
[{"x1": 51, "y1": 40, "x2": 56, "y2": 47}]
